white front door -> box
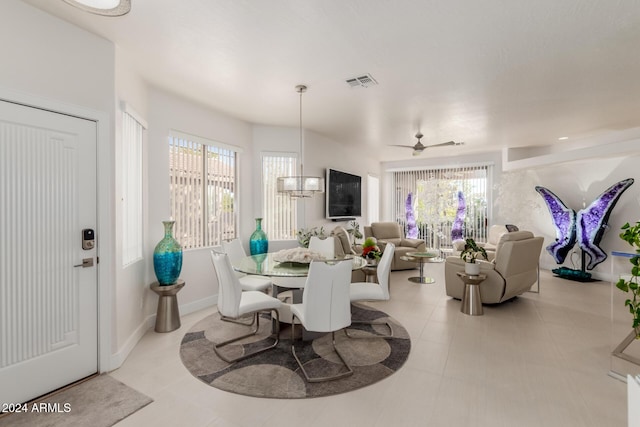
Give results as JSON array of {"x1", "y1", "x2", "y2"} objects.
[{"x1": 0, "y1": 100, "x2": 98, "y2": 404}]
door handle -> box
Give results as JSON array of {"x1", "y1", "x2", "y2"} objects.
[{"x1": 74, "y1": 258, "x2": 94, "y2": 268}]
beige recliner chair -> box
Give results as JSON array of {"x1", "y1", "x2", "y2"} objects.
[
  {"x1": 451, "y1": 224, "x2": 509, "y2": 261},
  {"x1": 364, "y1": 222, "x2": 426, "y2": 270},
  {"x1": 445, "y1": 231, "x2": 543, "y2": 304}
]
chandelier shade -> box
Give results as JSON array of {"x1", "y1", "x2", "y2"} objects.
[
  {"x1": 276, "y1": 176, "x2": 324, "y2": 199},
  {"x1": 277, "y1": 85, "x2": 324, "y2": 198}
]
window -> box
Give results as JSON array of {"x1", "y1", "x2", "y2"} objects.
[
  {"x1": 122, "y1": 104, "x2": 146, "y2": 265},
  {"x1": 261, "y1": 153, "x2": 298, "y2": 240},
  {"x1": 391, "y1": 164, "x2": 492, "y2": 249},
  {"x1": 169, "y1": 131, "x2": 239, "y2": 249}
]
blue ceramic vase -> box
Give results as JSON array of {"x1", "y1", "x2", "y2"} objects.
[
  {"x1": 153, "y1": 220, "x2": 183, "y2": 285},
  {"x1": 249, "y1": 218, "x2": 268, "y2": 255}
]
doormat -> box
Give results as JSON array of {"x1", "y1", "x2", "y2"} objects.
[{"x1": 0, "y1": 374, "x2": 152, "y2": 427}]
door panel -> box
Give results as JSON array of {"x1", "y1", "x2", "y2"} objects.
[{"x1": 0, "y1": 100, "x2": 97, "y2": 404}]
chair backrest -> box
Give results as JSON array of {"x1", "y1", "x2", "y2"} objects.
[
  {"x1": 301, "y1": 260, "x2": 352, "y2": 333},
  {"x1": 210, "y1": 251, "x2": 242, "y2": 318},
  {"x1": 330, "y1": 226, "x2": 355, "y2": 257},
  {"x1": 369, "y1": 222, "x2": 402, "y2": 240},
  {"x1": 309, "y1": 236, "x2": 336, "y2": 259},
  {"x1": 376, "y1": 243, "x2": 395, "y2": 299},
  {"x1": 487, "y1": 225, "x2": 508, "y2": 245},
  {"x1": 222, "y1": 238, "x2": 246, "y2": 265},
  {"x1": 494, "y1": 231, "x2": 544, "y2": 277}
]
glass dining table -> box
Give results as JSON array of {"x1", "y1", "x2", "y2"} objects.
[{"x1": 232, "y1": 253, "x2": 367, "y2": 281}]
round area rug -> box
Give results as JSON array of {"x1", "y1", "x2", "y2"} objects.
[{"x1": 179, "y1": 303, "x2": 411, "y2": 398}]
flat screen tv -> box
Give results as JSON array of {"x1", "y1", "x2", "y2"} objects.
[{"x1": 326, "y1": 168, "x2": 362, "y2": 219}]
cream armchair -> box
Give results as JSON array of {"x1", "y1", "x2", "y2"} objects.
[
  {"x1": 364, "y1": 222, "x2": 426, "y2": 270},
  {"x1": 445, "y1": 231, "x2": 543, "y2": 304},
  {"x1": 451, "y1": 224, "x2": 509, "y2": 261}
]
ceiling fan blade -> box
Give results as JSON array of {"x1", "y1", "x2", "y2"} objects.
[
  {"x1": 425, "y1": 140, "x2": 456, "y2": 148},
  {"x1": 390, "y1": 144, "x2": 419, "y2": 149}
]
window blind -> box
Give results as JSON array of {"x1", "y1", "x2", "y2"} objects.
[{"x1": 391, "y1": 164, "x2": 491, "y2": 250}]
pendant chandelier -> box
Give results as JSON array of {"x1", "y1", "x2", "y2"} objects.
[
  {"x1": 277, "y1": 85, "x2": 325, "y2": 198},
  {"x1": 63, "y1": 0, "x2": 131, "y2": 16}
]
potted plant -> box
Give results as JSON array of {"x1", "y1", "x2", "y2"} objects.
[
  {"x1": 460, "y1": 237, "x2": 488, "y2": 275},
  {"x1": 361, "y1": 237, "x2": 382, "y2": 264},
  {"x1": 615, "y1": 221, "x2": 640, "y2": 338}
]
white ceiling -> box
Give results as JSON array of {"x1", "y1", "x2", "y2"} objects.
[{"x1": 22, "y1": 0, "x2": 640, "y2": 161}]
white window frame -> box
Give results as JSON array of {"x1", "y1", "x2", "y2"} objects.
[
  {"x1": 169, "y1": 130, "x2": 241, "y2": 250},
  {"x1": 391, "y1": 163, "x2": 493, "y2": 249},
  {"x1": 121, "y1": 102, "x2": 146, "y2": 266},
  {"x1": 261, "y1": 151, "x2": 298, "y2": 240}
]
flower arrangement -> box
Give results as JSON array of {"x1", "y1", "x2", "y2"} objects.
[{"x1": 361, "y1": 237, "x2": 382, "y2": 262}]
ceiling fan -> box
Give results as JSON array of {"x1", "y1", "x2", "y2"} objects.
[{"x1": 392, "y1": 132, "x2": 462, "y2": 156}]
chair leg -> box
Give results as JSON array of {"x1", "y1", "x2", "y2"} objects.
[
  {"x1": 220, "y1": 314, "x2": 256, "y2": 326},
  {"x1": 345, "y1": 319, "x2": 394, "y2": 339},
  {"x1": 214, "y1": 309, "x2": 280, "y2": 363},
  {"x1": 291, "y1": 315, "x2": 353, "y2": 383}
]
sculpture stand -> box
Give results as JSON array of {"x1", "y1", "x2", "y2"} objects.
[{"x1": 552, "y1": 250, "x2": 596, "y2": 282}]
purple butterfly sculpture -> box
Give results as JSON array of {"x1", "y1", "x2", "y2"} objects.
[
  {"x1": 535, "y1": 178, "x2": 634, "y2": 270},
  {"x1": 451, "y1": 191, "x2": 465, "y2": 241}
]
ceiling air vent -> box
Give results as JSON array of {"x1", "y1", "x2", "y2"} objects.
[{"x1": 345, "y1": 74, "x2": 378, "y2": 88}]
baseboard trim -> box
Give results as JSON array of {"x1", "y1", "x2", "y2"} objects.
[{"x1": 108, "y1": 294, "x2": 218, "y2": 371}]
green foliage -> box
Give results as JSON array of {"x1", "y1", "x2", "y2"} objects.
[
  {"x1": 347, "y1": 220, "x2": 363, "y2": 241},
  {"x1": 460, "y1": 238, "x2": 488, "y2": 263},
  {"x1": 296, "y1": 226, "x2": 326, "y2": 248},
  {"x1": 221, "y1": 193, "x2": 234, "y2": 212},
  {"x1": 362, "y1": 237, "x2": 377, "y2": 248},
  {"x1": 616, "y1": 221, "x2": 640, "y2": 336}
]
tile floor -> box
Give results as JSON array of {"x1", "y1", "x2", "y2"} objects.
[{"x1": 111, "y1": 265, "x2": 627, "y2": 427}]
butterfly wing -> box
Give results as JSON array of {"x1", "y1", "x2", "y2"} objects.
[
  {"x1": 535, "y1": 186, "x2": 577, "y2": 264},
  {"x1": 577, "y1": 178, "x2": 634, "y2": 270}
]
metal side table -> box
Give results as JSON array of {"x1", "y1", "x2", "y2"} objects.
[
  {"x1": 151, "y1": 279, "x2": 185, "y2": 332},
  {"x1": 456, "y1": 272, "x2": 487, "y2": 316}
]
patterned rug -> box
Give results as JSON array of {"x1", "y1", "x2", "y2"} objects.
[{"x1": 180, "y1": 303, "x2": 411, "y2": 398}]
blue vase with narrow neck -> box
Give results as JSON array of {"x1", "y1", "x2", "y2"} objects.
[
  {"x1": 153, "y1": 221, "x2": 183, "y2": 285},
  {"x1": 249, "y1": 218, "x2": 268, "y2": 255}
]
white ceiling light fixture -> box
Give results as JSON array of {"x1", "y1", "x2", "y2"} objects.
[
  {"x1": 277, "y1": 85, "x2": 325, "y2": 199},
  {"x1": 63, "y1": 0, "x2": 131, "y2": 16}
]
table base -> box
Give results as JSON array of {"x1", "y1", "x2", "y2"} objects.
[
  {"x1": 408, "y1": 276, "x2": 435, "y2": 284},
  {"x1": 461, "y1": 284, "x2": 483, "y2": 315},
  {"x1": 151, "y1": 280, "x2": 185, "y2": 332}
]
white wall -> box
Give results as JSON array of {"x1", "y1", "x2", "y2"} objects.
[
  {"x1": 507, "y1": 154, "x2": 640, "y2": 279},
  {"x1": 1, "y1": 0, "x2": 117, "y2": 368},
  {"x1": 146, "y1": 88, "x2": 254, "y2": 316},
  {"x1": 252, "y1": 126, "x2": 380, "y2": 244},
  {"x1": 113, "y1": 47, "x2": 150, "y2": 357}
]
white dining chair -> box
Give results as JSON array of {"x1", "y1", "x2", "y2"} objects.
[
  {"x1": 308, "y1": 236, "x2": 336, "y2": 259},
  {"x1": 222, "y1": 238, "x2": 272, "y2": 293},
  {"x1": 347, "y1": 243, "x2": 395, "y2": 338},
  {"x1": 290, "y1": 260, "x2": 353, "y2": 382},
  {"x1": 210, "y1": 250, "x2": 282, "y2": 363}
]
